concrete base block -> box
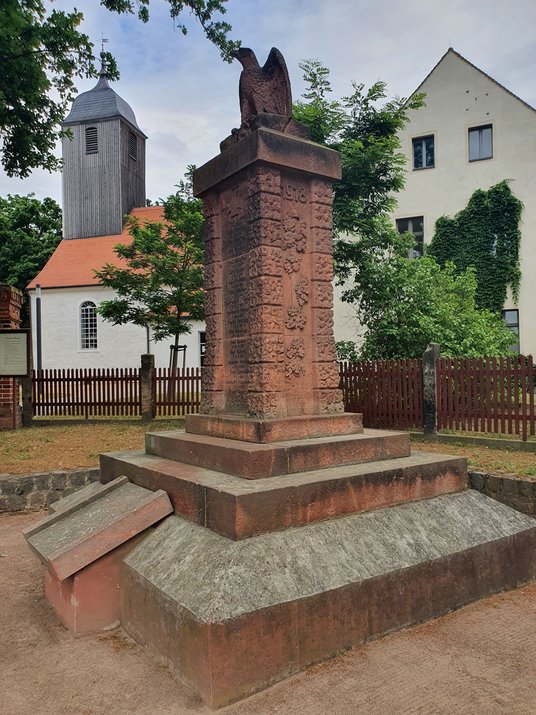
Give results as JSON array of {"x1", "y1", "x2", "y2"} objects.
[
  {"x1": 121, "y1": 490, "x2": 536, "y2": 708},
  {"x1": 44, "y1": 533, "x2": 146, "y2": 635}
]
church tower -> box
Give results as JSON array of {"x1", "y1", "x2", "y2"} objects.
[{"x1": 61, "y1": 65, "x2": 147, "y2": 239}]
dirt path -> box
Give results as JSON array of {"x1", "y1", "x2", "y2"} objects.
[{"x1": 2, "y1": 511, "x2": 536, "y2": 715}]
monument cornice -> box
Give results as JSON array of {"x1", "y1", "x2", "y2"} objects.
[{"x1": 193, "y1": 127, "x2": 341, "y2": 197}]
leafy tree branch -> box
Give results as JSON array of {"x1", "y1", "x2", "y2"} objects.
[{"x1": 0, "y1": 0, "x2": 238, "y2": 177}]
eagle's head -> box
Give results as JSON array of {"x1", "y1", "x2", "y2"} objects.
[{"x1": 231, "y1": 47, "x2": 258, "y2": 69}]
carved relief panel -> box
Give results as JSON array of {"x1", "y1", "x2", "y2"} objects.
[{"x1": 199, "y1": 159, "x2": 342, "y2": 418}]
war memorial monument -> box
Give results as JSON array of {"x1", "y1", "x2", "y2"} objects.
[{"x1": 25, "y1": 48, "x2": 536, "y2": 708}]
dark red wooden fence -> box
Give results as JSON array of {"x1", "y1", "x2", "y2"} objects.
[
  {"x1": 153, "y1": 367, "x2": 202, "y2": 417},
  {"x1": 339, "y1": 359, "x2": 423, "y2": 430},
  {"x1": 32, "y1": 368, "x2": 140, "y2": 418},
  {"x1": 32, "y1": 367, "x2": 202, "y2": 419},
  {"x1": 32, "y1": 358, "x2": 536, "y2": 439},
  {"x1": 436, "y1": 355, "x2": 535, "y2": 441}
]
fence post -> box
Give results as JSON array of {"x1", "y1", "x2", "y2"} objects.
[
  {"x1": 422, "y1": 343, "x2": 440, "y2": 437},
  {"x1": 21, "y1": 375, "x2": 33, "y2": 427},
  {"x1": 140, "y1": 353, "x2": 155, "y2": 424}
]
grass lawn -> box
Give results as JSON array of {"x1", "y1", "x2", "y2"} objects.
[
  {"x1": 1, "y1": 419, "x2": 534, "y2": 478},
  {"x1": 411, "y1": 438, "x2": 536, "y2": 479},
  {"x1": 0, "y1": 419, "x2": 184, "y2": 475}
]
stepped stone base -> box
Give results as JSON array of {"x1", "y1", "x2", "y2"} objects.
[
  {"x1": 184, "y1": 412, "x2": 363, "y2": 443},
  {"x1": 101, "y1": 449, "x2": 467, "y2": 539},
  {"x1": 121, "y1": 490, "x2": 536, "y2": 708},
  {"x1": 145, "y1": 428, "x2": 410, "y2": 480}
]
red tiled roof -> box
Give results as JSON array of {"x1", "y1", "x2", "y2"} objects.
[{"x1": 28, "y1": 206, "x2": 164, "y2": 290}]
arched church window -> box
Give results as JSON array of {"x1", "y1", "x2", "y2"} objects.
[
  {"x1": 80, "y1": 301, "x2": 98, "y2": 349},
  {"x1": 85, "y1": 126, "x2": 98, "y2": 154}
]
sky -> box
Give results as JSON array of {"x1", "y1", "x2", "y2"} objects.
[{"x1": 2, "y1": 0, "x2": 536, "y2": 204}]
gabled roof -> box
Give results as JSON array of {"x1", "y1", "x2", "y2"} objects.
[
  {"x1": 408, "y1": 48, "x2": 536, "y2": 115},
  {"x1": 28, "y1": 206, "x2": 164, "y2": 290},
  {"x1": 63, "y1": 75, "x2": 146, "y2": 136}
]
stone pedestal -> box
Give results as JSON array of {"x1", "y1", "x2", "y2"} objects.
[
  {"x1": 28, "y1": 117, "x2": 536, "y2": 708},
  {"x1": 193, "y1": 125, "x2": 344, "y2": 420}
]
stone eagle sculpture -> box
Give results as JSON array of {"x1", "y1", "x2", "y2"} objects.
[{"x1": 231, "y1": 47, "x2": 292, "y2": 126}]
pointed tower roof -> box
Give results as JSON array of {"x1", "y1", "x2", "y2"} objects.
[{"x1": 63, "y1": 68, "x2": 146, "y2": 137}]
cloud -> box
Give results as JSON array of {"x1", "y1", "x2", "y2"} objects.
[{"x1": 1, "y1": 0, "x2": 534, "y2": 203}]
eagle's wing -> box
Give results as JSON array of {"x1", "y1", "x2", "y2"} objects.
[{"x1": 261, "y1": 47, "x2": 292, "y2": 116}]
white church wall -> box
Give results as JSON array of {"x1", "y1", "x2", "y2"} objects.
[
  {"x1": 29, "y1": 286, "x2": 205, "y2": 370},
  {"x1": 332, "y1": 282, "x2": 364, "y2": 349}
]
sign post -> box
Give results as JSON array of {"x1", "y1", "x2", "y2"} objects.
[
  {"x1": 0, "y1": 329, "x2": 30, "y2": 377},
  {"x1": 0, "y1": 330, "x2": 30, "y2": 430}
]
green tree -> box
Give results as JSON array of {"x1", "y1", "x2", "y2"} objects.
[
  {"x1": 0, "y1": 0, "x2": 237, "y2": 177},
  {"x1": 428, "y1": 181, "x2": 523, "y2": 313},
  {"x1": 0, "y1": 193, "x2": 62, "y2": 324},
  {"x1": 293, "y1": 60, "x2": 424, "y2": 238},
  {"x1": 294, "y1": 62, "x2": 515, "y2": 359},
  {"x1": 354, "y1": 240, "x2": 515, "y2": 359},
  {"x1": 95, "y1": 179, "x2": 204, "y2": 372}
]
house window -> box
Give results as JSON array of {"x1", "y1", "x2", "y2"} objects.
[
  {"x1": 502, "y1": 309, "x2": 520, "y2": 352},
  {"x1": 396, "y1": 216, "x2": 424, "y2": 257},
  {"x1": 85, "y1": 126, "x2": 98, "y2": 154},
  {"x1": 128, "y1": 131, "x2": 137, "y2": 160},
  {"x1": 412, "y1": 135, "x2": 434, "y2": 169},
  {"x1": 199, "y1": 331, "x2": 206, "y2": 367},
  {"x1": 469, "y1": 124, "x2": 493, "y2": 161},
  {"x1": 80, "y1": 301, "x2": 98, "y2": 350}
]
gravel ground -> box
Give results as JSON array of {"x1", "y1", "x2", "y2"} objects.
[{"x1": 2, "y1": 510, "x2": 536, "y2": 715}]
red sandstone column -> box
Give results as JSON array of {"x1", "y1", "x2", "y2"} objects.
[
  {"x1": 194, "y1": 127, "x2": 344, "y2": 420},
  {"x1": 0, "y1": 285, "x2": 23, "y2": 430}
]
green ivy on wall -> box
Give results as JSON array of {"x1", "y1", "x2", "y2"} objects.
[{"x1": 428, "y1": 181, "x2": 522, "y2": 314}]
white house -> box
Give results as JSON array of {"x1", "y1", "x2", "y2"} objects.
[
  {"x1": 393, "y1": 48, "x2": 535, "y2": 355},
  {"x1": 27, "y1": 68, "x2": 205, "y2": 370}
]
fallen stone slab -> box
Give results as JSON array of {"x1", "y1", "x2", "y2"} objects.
[
  {"x1": 25, "y1": 477, "x2": 172, "y2": 581},
  {"x1": 24, "y1": 476, "x2": 173, "y2": 634}
]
